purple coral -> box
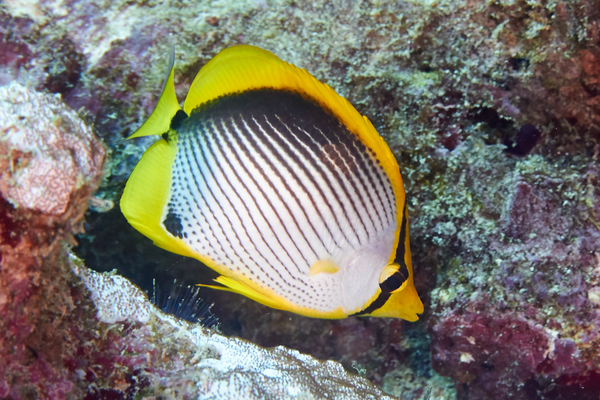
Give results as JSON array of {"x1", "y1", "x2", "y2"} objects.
[{"x1": 430, "y1": 309, "x2": 551, "y2": 398}]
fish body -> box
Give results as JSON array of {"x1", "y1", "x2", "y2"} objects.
[{"x1": 121, "y1": 45, "x2": 423, "y2": 320}]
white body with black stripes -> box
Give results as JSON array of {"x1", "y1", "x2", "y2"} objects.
[
  {"x1": 121, "y1": 45, "x2": 423, "y2": 320},
  {"x1": 166, "y1": 90, "x2": 397, "y2": 314}
]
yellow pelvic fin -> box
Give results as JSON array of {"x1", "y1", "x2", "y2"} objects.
[
  {"x1": 309, "y1": 259, "x2": 339, "y2": 277},
  {"x1": 184, "y1": 45, "x2": 406, "y2": 263},
  {"x1": 128, "y1": 50, "x2": 181, "y2": 139},
  {"x1": 198, "y1": 276, "x2": 289, "y2": 312}
]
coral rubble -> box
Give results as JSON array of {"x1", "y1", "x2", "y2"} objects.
[
  {"x1": 0, "y1": 82, "x2": 104, "y2": 215},
  {"x1": 73, "y1": 264, "x2": 399, "y2": 400},
  {"x1": 0, "y1": 82, "x2": 105, "y2": 398}
]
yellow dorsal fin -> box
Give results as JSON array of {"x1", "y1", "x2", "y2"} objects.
[
  {"x1": 128, "y1": 49, "x2": 181, "y2": 139},
  {"x1": 184, "y1": 45, "x2": 406, "y2": 264}
]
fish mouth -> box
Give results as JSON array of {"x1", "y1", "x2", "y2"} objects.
[
  {"x1": 395, "y1": 303, "x2": 424, "y2": 322},
  {"x1": 393, "y1": 293, "x2": 424, "y2": 321}
]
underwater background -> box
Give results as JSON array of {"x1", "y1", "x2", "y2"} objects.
[{"x1": 1, "y1": 0, "x2": 600, "y2": 399}]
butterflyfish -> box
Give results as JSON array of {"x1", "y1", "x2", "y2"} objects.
[{"x1": 120, "y1": 45, "x2": 424, "y2": 320}]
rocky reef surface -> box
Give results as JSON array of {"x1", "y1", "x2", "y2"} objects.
[
  {"x1": 2, "y1": 0, "x2": 600, "y2": 399},
  {"x1": 0, "y1": 82, "x2": 106, "y2": 398},
  {"x1": 72, "y1": 263, "x2": 397, "y2": 400}
]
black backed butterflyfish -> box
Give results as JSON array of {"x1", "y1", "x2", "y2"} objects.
[{"x1": 121, "y1": 45, "x2": 424, "y2": 320}]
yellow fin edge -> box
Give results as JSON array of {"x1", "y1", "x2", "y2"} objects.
[
  {"x1": 120, "y1": 138, "x2": 196, "y2": 258},
  {"x1": 200, "y1": 275, "x2": 348, "y2": 319}
]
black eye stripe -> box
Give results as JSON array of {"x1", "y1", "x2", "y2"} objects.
[
  {"x1": 380, "y1": 270, "x2": 407, "y2": 293},
  {"x1": 350, "y1": 204, "x2": 410, "y2": 317},
  {"x1": 396, "y1": 263, "x2": 409, "y2": 283},
  {"x1": 381, "y1": 274, "x2": 401, "y2": 292}
]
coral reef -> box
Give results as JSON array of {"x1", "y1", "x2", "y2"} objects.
[
  {"x1": 73, "y1": 264, "x2": 399, "y2": 400},
  {"x1": 0, "y1": 82, "x2": 105, "y2": 398},
  {"x1": 425, "y1": 140, "x2": 600, "y2": 399},
  {"x1": 0, "y1": 82, "x2": 104, "y2": 215},
  {"x1": 2, "y1": 0, "x2": 600, "y2": 398}
]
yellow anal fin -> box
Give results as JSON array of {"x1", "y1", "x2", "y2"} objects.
[
  {"x1": 128, "y1": 49, "x2": 181, "y2": 139},
  {"x1": 200, "y1": 275, "x2": 350, "y2": 320},
  {"x1": 198, "y1": 276, "x2": 287, "y2": 311}
]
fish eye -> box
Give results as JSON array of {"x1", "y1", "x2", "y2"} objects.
[
  {"x1": 381, "y1": 274, "x2": 403, "y2": 292},
  {"x1": 379, "y1": 263, "x2": 409, "y2": 293}
]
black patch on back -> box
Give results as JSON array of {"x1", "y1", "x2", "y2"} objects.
[
  {"x1": 171, "y1": 109, "x2": 189, "y2": 131},
  {"x1": 164, "y1": 210, "x2": 184, "y2": 239},
  {"x1": 179, "y1": 87, "x2": 392, "y2": 250},
  {"x1": 180, "y1": 89, "x2": 384, "y2": 226},
  {"x1": 182, "y1": 88, "x2": 347, "y2": 147}
]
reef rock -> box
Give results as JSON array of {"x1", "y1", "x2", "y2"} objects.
[
  {"x1": 0, "y1": 82, "x2": 104, "y2": 215},
  {"x1": 72, "y1": 263, "x2": 398, "y2": 400},
  {"x1": 0, "y1": 83, "x2": 105, "y2": 398},
  {"x1": 0, "y1": 81, "x2": 394, "y2": 398},
  {"x1": 426, "y1": 151, "x2": 600, "y2": 399},
  {"x1": 3, "y1": 0, "x2": 600, "y2": 398}
]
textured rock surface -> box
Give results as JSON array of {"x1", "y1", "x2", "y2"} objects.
[
  {"x1": 0, "y1": 81, "x2": 105, "y2": 398},
  {"x1": 425, "y1": 146, "x2": 600, "y2": 399},
  {"x1": 2, "y1": 0, "x2": 600, "y2": 398},
  {"x1": 0, "y1": 75, "x2": 394, "y2": 398},
  {"x1": 0, "y1": 82, "x2": 104, "y2": 215},
  {"x1": 73, "y1": 264, "x2": 399, "y2": 400}
]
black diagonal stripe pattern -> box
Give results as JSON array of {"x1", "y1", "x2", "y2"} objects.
[{"x1": 164, "y1": 89, "x2": 398, "y2": 312}]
